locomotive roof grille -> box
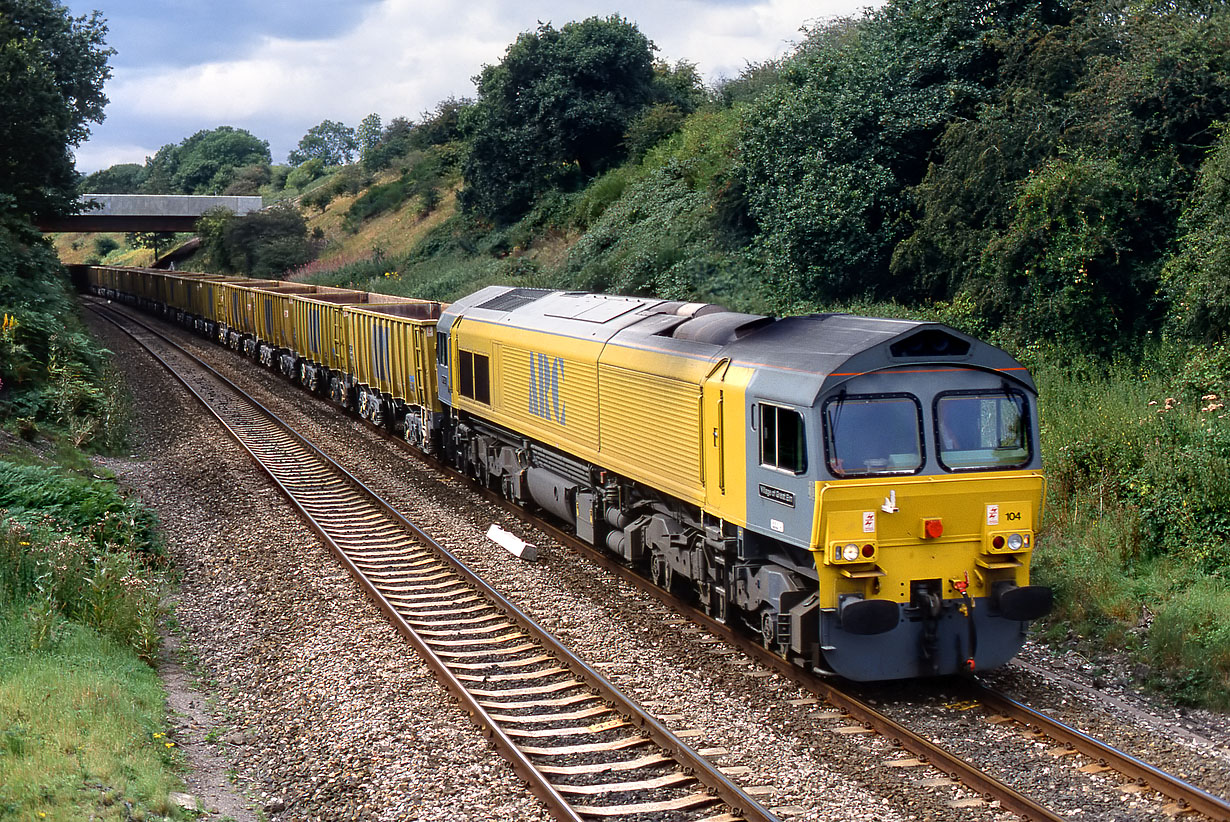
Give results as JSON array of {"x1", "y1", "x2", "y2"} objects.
[
  {"x1": 475, "y1": 287, "x2": 553, "y2": 312},
  {"x1": 889, "y1": 329, "x2": 971, "y2": 359}
]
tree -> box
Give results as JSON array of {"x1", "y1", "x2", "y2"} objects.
[
  {"x1": 288, "y1": 119, "x2": 357, "y2": 166},
  {"x1": 141, "y1": 126, "x2": 270, "y2": 195},
  {"x1": 356, "y1": 113, "x2": 382, "y2": 163},
  {"x1": 736, "y1": 0, "x2": 1069, "y2": 307},
  {"x1": 0, "y1": 0, "x2": 112, "y2": 219},
  {"x1": 124, "y1": 230, "x2": 175, "y2": 261},
  {"x1": 197, "y1": 203, "x2": 315, "y2": 278},
  {"x1": 80, "y1": 162, "x2": 146, "y2": 194},
  {"x1": 460, "y1": 16, "x2": 658, "y2": 221},
  {"x1": 1163, "y1": 125, "x2": 1230, "y2": 341}
]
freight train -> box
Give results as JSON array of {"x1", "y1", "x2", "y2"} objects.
[{"x1": 85, "y1": 265, "x2": 1053, "y2": 681}]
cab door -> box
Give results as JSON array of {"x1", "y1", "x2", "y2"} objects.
[{"x1": 745, "y1": 398, "x2": 816, "y2": 549}]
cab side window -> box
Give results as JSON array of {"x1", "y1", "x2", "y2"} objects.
[
  {"x1": 458, "y1": 350, "x2": 491, "y2": 404},
  {"x1": 760, "y1": 404, "x2": 806, "y2": 473}
]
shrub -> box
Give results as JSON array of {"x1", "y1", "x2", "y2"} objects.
[
  {"x1": 624, "y1": 103, "x2": 685, "y2": 160},
  {"x1": 92, "y1": 236, "x2": 119, "y2": 257},
  {"x1": 0, "y1": 460, "x2": 163, "y2": 661},
  {"x1": 285, "y1": 157, "x2": 325, "y2": 191}
]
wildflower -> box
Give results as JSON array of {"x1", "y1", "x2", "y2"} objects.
[{"x1": 165, "y1": 741, "x2": 175, "y2": 748}]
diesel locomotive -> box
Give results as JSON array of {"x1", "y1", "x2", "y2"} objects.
[{"x1": 86, "y1": 266, "x2": 1053, "y2": 681}]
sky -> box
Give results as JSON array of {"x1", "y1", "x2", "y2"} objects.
[{"x1": 64, "y1": 0, "x2": 875, "y2": 174}]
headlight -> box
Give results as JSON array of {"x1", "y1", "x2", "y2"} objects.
[
  {"x1": 1007, "y1": 533, "x2": 1024, "y2": 550},
  {"x1": 842, "y1": 543, "x2": 860, "y2": 561}
]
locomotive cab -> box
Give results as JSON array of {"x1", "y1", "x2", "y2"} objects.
[{"x1": 801, "y1": 327, "x2": 1052, "y2": 680}]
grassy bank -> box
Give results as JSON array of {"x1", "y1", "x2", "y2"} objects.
[
  {"x1": 0, "y1": 456, "x2": 188, "y2": 819},
  {"x1": 0, "y1": 603, "x2": 180, "y2": 819},
  {"x1": 1030, "y1": 344, "x2": 1230, "y2": 707}
]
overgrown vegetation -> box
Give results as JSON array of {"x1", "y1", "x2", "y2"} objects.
[
  {"x1": 2, "y1": 3, "x2": 190, "y2": 814},
  {"x1": 1032, "y1": 345, "x2": 1230, "y2": 705}
]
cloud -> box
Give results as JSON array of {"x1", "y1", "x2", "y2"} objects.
[
  {"x1": 73, "y1": 141, "x2": 161, "y2": 173},
  {"x1": 72, "y1": 0, "x2": 875, "y2": 171}
]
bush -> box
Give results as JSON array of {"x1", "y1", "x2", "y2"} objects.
[
  {"x1": 93, "y1": 236, "x2": 119, "y2": 257},
  {"x1": 198, "y1": 203, "x2": 316, "y2": 278},
  {"x1": 0, "y1": 223, "x2": 130, "y2": 449},
  {"x1": 0, "y1": 461, "x2": 163, "y2": 661},
  {"x1": 344, "y1": 148, "x2": 450, "y2": 229},
  {"x1": 624, "y1": 103, "x2": 685, "y2": 160},
  {"x1": 1163, "y1": 124, "x2": 1230, "y2": 341},
  {"x1": 1031, "y1": 345, "x2": 1230, "y2": 707},
  {"x1": 285, "y1": 157, "x2": 325, "y2": 191}
]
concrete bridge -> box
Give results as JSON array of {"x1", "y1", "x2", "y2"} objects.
[{"x1": 36, "y1": 194, "x2": 264, "y2": 232}]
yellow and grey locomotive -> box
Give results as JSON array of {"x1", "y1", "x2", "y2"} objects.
[{"x1": 438, "y1": 287, "x2": 1051, "y2": 680}]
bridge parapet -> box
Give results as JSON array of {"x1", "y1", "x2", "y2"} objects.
[{"x1": 37, "y1": 194, "x2": 265, "y2": 232}]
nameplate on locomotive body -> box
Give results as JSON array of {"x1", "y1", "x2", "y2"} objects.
[{"x1": 758, "y1": 484, "x2": 795, "y2": 507}]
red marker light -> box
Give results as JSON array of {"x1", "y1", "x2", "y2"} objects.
[
  {"x1": 862, "y1": 543, "x2": 875, "y2": 558},
  {"x1": 992, "y1": 535, "x2": 1005, "y2": 549},
  {"x1": 924, "y1": 518, "x2": 944, "y2": 539}
]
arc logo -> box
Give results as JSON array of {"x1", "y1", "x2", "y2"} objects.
[{"x1": 528, "y1": 353, "x2": 566, "y2": 425}]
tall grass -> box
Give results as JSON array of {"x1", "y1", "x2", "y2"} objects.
[
  {"x1": 1030, "y1": 343, "x2": 1230, "y2": 707},
  {"x1": 0, "y1": 603, "x2": 186, "y2": 819},
  {"x1": 0, "y1": 461, "x2": 164, "y2": 661}
]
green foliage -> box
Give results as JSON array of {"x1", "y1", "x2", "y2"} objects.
[
  {"x1": 142, "y1": 126, "x2": 271, "y2": 195},
  {"x1": 299, "y1": 164, "x2": 366, "y2": 212},
  {"x1": 285, "y1": 157, "x2": 325, "y2": 191},
  {"x1": 560, "y1": 164, "x2": 712, "y2": 296},
  {"x1": 0, "y1": 462, "x2": 160, "y2": 558},
  {"x1": 1145, "y1": 576, "x2": 1230, "y2": 707},
  {"x1": 557, "y1": 121, "x2": 768, "y2": 311},
  {"x1": 357, "y1": 112, "x2": 382, "y2": 162},
  {"x1": 738, "y1": 0, "x2": 1061, "y2": 308},
  {"x1": 197, "y1": 203, "x2": 315, "y2": 278},
  {"x1": 0, "y1": 457, "x2": 164, "y2": 663},
  {"x1": 0, "y1": 0, "x2": 112, "y2": 218},
  {"x1": 344, "y1": 146, "x2": 450, "y2": 228},
  {"x1": 363, "y1": 116, "x2": 413, "y2": 172},
  {"x1": 1032, "y1": 346, "x2": 1230, "y2": 706},
  {"x1": 460, "y1": 15, "x2": 658, "y2": 221},
  {"x1": 624, "y1": 103, "x2": 686, "y2": 161},
  {"x1": 715, "y1": 60, "x2": 784, "y2": 107},
  {"x1": 0, "y1": 603, "x2": 184, "y2": 817},
  {"x1": 897, "y1": 1, "x2": 1230, "y2": 346},
  {"x1": 0, "y1": 222, "x2": 129, "y2": 449},
  {"x1": 79, "y1": 162, "x2": 146, "y2": 194},
  {"x1": 222, "y1": 162, "x2": 271, "y2": 195},
  {"x1": 650, "y1": 59, "x2": 707, "y2": 113},
  {"x1": 978, "y1": 154, "x2": 1160, "y2": 351},
  {"x1": 93, "y1": 235, "x2": 118, "y2": 257},
  {"x1": 288, "y1": 118, "x2": 357, "y2": 166},
  {"x1": 571, "y1": 167, "x2": 632, "y2": 229},
  {"x1": 1163, "y1": 124, "x2": 1230, "y2": 340}
]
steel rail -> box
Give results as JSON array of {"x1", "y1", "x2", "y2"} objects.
[
  {"x1": 488, "y1": 502, "x2": 1069, "y2": 822},
  {"x1": 90, "y1": 300, "x2": 778, "y2": 822},
  {"x1": 969, "y1": 683, "x2": 1230, "y2": 821}
]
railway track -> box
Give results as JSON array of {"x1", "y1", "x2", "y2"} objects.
[
  {"x1": 94, "y1": 298, "x2": 1230, "y2": 822},
  {"x1": 89, "y1": 300, "x2": 778, "y2": 822},
  {"x1": 436, "y1": 446, "x2": 1230, "y2": 822}
]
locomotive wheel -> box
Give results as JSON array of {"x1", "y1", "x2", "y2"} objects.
[
  {"x1": 650, "y1": 554, "x2": 672, "y2": 590},
  {"x1": 760, "y1": 610, "x2": 777, "y2": 649}
]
